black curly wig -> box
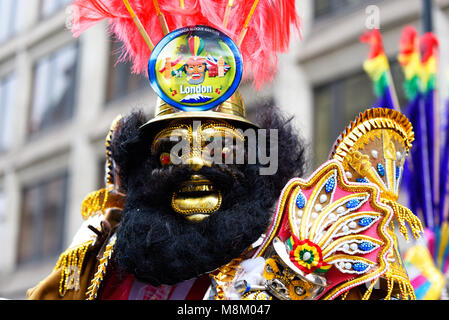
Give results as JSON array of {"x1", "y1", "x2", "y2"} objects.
[{"x1": 110, "y1": 103, "x2": 307, "y2": 286}]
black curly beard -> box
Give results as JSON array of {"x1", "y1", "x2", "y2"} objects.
[
  {"x1": 111, "y1": 105, "x2": 308, "y2": 286},
  {"x1": 114, "y1": 163, "x2": 274, "y2": 286}
]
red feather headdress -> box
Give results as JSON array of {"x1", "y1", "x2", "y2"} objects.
[{"x1": 70, "y1": 0, "x2": 301, "y2": 89}]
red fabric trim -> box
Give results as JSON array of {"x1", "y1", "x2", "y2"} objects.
[
  {"x1": 99, "y1": 271, "x2": 135, "y2": 300},
  {"x1": 185, "y1": 275, "x2": 211, "y2": 300}
]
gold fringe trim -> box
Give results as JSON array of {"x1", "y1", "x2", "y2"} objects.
[
  {"x1": 360, "y1": 272, "x2": 416, "y2": 300},
  {"x1": 383, "y1": 269, "x2": 417, "y2": 300},
  {"x1": 361, "y1": 279, "x2": 378, "y2": 300},
  {"x1": 86, "y1": 236, "x2": 116, "y2": 300},
  {"x1": 81, "y1": 187, "x2": 125, "y2": 220},
  {"x1": 54, "y1": 241, "x2": 93, "y2": 297},
  {"x1": 382, "y1": 199, "x2": 424, "y2": 241}
]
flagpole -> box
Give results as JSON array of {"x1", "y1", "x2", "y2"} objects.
[{"x1": 422, "y1": 0, "x2": 434, "y2": 33}]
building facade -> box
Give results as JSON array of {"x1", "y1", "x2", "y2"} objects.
[{"x1": 0, "y1": 0, "x2": 448, "y2": 299}]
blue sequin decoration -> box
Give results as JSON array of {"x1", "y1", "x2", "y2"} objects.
[
  {"x1": 358, "y1": 242, "x2": 374, "y2": 251},
  {"x1": 325, "y1": 177, "x2": 336, "y2": 193},
  {"x1": 396, "y1": 166, "x2": 401, "y2": 179},
  {"x1": 352, "y1": 262, "x2": 368, "y2": 272},
  {"x1": 377, "y1": 163, "x2": 385, "y2": 177},
  {"x1": 358, "y1": 217, "x2": 373, "y2": 227},
  {"x1": 296, "y1": 193, "x2": 306, "y2": 209},
  {"x1": 346, "y1": 199, "x2": 360, "y2": 209},
  {"x1": 356, "y1": 178, "x2": 368, "y2": 183}
]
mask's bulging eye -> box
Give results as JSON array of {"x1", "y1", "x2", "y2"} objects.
[{"x1": 160, "y1": 152, "x2": 172, "y2": 166}]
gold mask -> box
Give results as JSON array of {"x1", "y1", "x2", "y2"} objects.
[{"x1": 151, "y1": 119, "x2": 245, "y2": 222}]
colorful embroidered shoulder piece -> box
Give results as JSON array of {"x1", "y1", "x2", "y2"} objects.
[
  {"x1": 214, "y1": 160, "x2": 394, "y2": 300},
  {"x1": 329, "y1": 107, "x2": 421, "y2": 299}
]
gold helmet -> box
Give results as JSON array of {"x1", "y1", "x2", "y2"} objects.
[{"x1": 140, "y1": 90, "x2": 259, "y2": 137}]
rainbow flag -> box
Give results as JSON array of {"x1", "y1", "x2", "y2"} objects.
[
  {"x1": 399, "y1": 26, "x2": 448, "y2": 299},
  {"x1": 398, "y1": 26, "x2": 423, "y2": 101},
  {"x1": 360, "y1": 29, "x2": 397, "y2": 110},
  {"x1": 399, "y1": 26, "x2": 435, "y2": 228}
]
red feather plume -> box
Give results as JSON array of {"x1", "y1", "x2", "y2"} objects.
[{"x1": 70, "y1": 0, "x2": 301, "y2": 89}]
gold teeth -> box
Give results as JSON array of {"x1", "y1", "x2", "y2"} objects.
[
  {"x1": 178, "y1": 184, "x2": 215, "y2": 193},
  {"x1": 171, "y1": 190, "x2": 222, "y2": 215},
  {"x1": 329, "y1": 108, "x2": 414, "y2": 162},
  {"x1": 177, "y1": 175, "x2": 216, "y2": 193}
]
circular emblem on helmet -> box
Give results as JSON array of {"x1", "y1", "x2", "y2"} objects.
[{"x1": 148, "y1": 25, "x2": 243, "y2": 111}]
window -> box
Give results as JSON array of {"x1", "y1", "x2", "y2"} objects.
[
  {"x1": 29, "y1": 42, "x2": 79, "y2": 136},
  {"x1": 312, "y1": 60, "x2": 406, "y2": 166},
  {"x1": 313, "y1": 71, "x2": 376, "y2": 165},
  {"x1": 0, "y1": 0, "x2": 27, "y2": 43},
  {"x1": 0, "y1": 191, "x2": 6, "y2": 250},
  {"x1": 17, "y1": 173, "x2": 68, "y2": 265},
  {"x1": 105, "y1": 39, "x2": 148, "y2": 103},
  {"x1": 314, "y1": 0, "x2": 371, "y2": 19},
  {"x1": 0, "y1": 74, "x2": 16, "y2": 152},
  {"x1": 41, "y1": 0, "x2": 72, "y2": 19}
]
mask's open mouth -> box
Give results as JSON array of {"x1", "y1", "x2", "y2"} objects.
[{"x1": 171, "y1": 174, "x2": 222, "y2": 222}]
